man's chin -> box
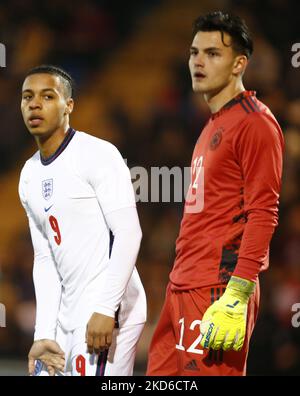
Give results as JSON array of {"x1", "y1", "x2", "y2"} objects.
[
  {"x1": 192, "y1": 83, "x2": 209, "y2": 94},
  {"x1": 27, "y1": 127, "x2": 48, "y2": 137},
  {"x1": 192, "y1": 83, "x2": 222, "y2": 97}
]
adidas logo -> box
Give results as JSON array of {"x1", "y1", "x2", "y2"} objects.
[{"x1": 184, "y1": 359, "x2": 200, "y2": 371}]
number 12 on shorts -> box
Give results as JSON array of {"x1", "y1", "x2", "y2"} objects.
[{"x1": 175, "y1": 318, "x2": 204, "y2": 355}]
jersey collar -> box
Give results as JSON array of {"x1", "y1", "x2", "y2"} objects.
[
  {"x1": 40, "y1": 127, "x2": 76, "y2": 166},
  {"x1": 211, "y1": 90, "x2": 256, "y2": 120}
]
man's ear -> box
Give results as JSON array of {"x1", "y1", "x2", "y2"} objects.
[
  {"x1": 233, "y1": 55, "x2": 248, "y2": 76},
  {"x1": 65, "y1": 98, "x2": 74, "y2": 115}
]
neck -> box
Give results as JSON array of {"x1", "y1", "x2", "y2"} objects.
[
  {"x1": 36, "y1": 124, "x2": 70, "y2": 159},
  {"x1": 204, "y1": 80, "x2": 245, "y2": 114}
]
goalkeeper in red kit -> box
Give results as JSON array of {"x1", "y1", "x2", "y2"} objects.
[{"x1": 146, "y1": 11, "x2": 284, "y2": 376}]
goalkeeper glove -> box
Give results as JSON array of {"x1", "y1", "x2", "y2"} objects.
[{"x1": 200, "y1": 276, "x2": 255, "y2": 351}]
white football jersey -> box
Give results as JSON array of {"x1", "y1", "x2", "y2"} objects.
[{"x1": 19, "y1": 129, "x2": 146, "y2": 336}]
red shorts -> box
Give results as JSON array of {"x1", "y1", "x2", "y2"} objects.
[{"x1": 146, "y1": 281, "x2": 260, "y2": 376}]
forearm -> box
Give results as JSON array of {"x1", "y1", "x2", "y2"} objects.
[
  {"x1": 94, "y1": 207, "x2": 142, "y2": 317},
  {"x1": 233, "y1": 209, "x2": 278, "y2": 282},
  {"x1": 33, "y1": 257, "x2": 62, "y2": 340}
]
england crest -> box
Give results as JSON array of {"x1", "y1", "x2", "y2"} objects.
[{"x1": 42, "y1": 179, "x2": 53, "y2": 200}]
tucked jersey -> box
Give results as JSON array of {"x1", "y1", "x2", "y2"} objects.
[
  {"x1": 19, "y1": 129, "x2": 146, "y2": 332},
  {"x1": 170, "y1": 91, "x2": 284, "y2": 290}
]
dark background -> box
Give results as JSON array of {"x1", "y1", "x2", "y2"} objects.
[{"x1": 0, "y1": 0, "x2": 300, "y2": 375}]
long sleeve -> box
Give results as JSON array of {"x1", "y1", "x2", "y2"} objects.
[
  {"x1": 93, "y1": 207, "x2": 142, "y2": 317},
  {"x1": 78, "y1": 140, "x2": 142, "y2": 317},
  {"x1": 19, "y1": 174, "x2": 62, "y2": 340},
  {"x1": 232, "y1": 112, "x2": 284, "y2": 281}
]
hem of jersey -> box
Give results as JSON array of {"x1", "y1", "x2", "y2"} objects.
[{"x1": 169, "y1": 276, "x2": 230, "y2": 291}]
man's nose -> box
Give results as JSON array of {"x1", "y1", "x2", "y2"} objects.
[
  {"x1": 29, "y1": 98, "x2": 42, "y2": 109},
  {"x1": 194, "y1": 54, "x2": 205, "y2": 67}
]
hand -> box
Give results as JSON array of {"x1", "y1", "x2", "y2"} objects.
[
  {"x1": 86, "y1": 312, "x2": 115, "y2": 355},
  {"x1": 200, "y1": 276, "x2": 255, "y2": 351},
  {"x1": 28, "y1": 339, "x2": 65, "y2": 376}
]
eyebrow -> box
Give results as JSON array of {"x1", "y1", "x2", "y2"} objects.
[
  {"x1": 22, "y1": 88, "x2": 57, "y2": 94},
  {"x1": 190, "y1": 46, "x2": 222, "y2": 52}
]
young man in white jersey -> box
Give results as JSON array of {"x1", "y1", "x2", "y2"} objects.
[{"x1": 19, "y1": 65, "x2": 147, "y2": 376}]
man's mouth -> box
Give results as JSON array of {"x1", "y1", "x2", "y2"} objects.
[
  {"x1": 28, "y1": 115, "x2": 44, "y2": 127},
  {"x1": 194, "y1": 71, "x2": 206, "y2": 79}
]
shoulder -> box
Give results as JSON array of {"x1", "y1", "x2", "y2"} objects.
[
  {"x1": 231, "y1": 101, "x2": 284, "y2": 158},
  {"x1": 18, "y1": 152, "x2": 39, "y2": 202},
  {"x1": 74, "y1": 131, "x2": 125, "y2": 165},
  {"x1": 227, "y1": 93, "x2": 281, "y2": 136},
  {"x1": 237, "y1": 104, "x2": 283, "y2": 145},
  {"x1": 19, "y1": 151, "x2": 40, "y2": 183},
  {"x1": 240, "y1": 95, "x2": 281, "y2": 130},
  {"x1": 76, "y1": 131, "x2": 120, "y2": 150}
]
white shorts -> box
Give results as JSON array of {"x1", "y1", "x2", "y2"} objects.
[{"x1": 34, "y1": 323, "x2": 144, "y2": 376}]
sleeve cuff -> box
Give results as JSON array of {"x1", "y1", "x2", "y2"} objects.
[
  {"x1": 93, "y1": 306, "x2": 115, "y2": 319},
  {"x1": 232, "y1": 257, "x2": 261, "y2": 283},
  {"x1": 34, "y1": 329, "x2": 56, "y2": 341}
]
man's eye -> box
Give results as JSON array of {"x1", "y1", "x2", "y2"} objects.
[
  {"x1": 44, "y1": 95, "x2": 53, "y2": 100},
  {"x1": 23, "y1": 96, "x2": 31, "y2": 100},
  {"x1": 208, "y1": 52, "x2": 218, "y2": 57}
]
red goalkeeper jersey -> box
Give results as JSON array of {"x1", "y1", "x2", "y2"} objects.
[{"x1": 170, "y1": 91, "x2": 284, "y2": 290}]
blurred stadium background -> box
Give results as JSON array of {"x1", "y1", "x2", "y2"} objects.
[{"x1": 0, "y1": 0, "x2": 300, "y2": 376}]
